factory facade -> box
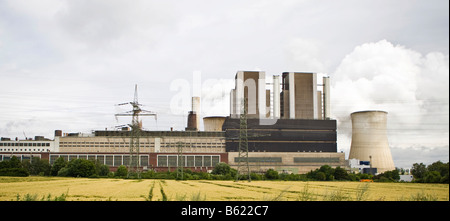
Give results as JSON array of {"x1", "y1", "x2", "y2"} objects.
[{"x1": 0, "y1": 71, "x2": 348, "y2": 174}]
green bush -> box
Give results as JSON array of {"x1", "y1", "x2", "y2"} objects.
[
  {"x1": 57, "y1": 167, "x2": 70, "y2": 177},
  {"x1": 212, "y1": 162, "x2": 231, "y2": 175},
  {"x1": 51, "y1": 157, "x2": 67, "y2": 176},
  {"x1": 0, "y1": 168, "x2": 29, "y2": 177},
  {"x1": 66, "y1": 159, "x2": 96, "y2": 177},
  {"x1": 265, "y1": 169, "x2": 279, "y2": 180},
  {"x1": 115, "y1": 165, "x2": 128, "y2": 178}
]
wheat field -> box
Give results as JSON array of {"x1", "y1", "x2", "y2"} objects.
[{"x1": 0, "y1": 177, "x2": 448, "y2": 201}]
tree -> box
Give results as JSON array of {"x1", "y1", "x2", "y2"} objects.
[
  {"x1": 93, "y1": 159, "x2": 109, "y2": 177},
  {"x1": 427, "y1": 161, "x2": 449, "y2": 182},
  {"x1": 66, "y1": 159, "x2": 96, "y2": 177},
  {"x1": 334, "y1": 166, "x2": 349, "y2": 180},
  {"x1": 212, "y1": 162, "x2": 231, "y2": 175},
  {"x1": 424, "y1": 171, "x2": 441, "y2": 183},
  {"x1": 28, "y1": 157, "x2": 51, "y2": 176},
  {"x1": 315, "y1": 172, "x2": 326, "y2": 181},
  {"x1": 374, "y1": 169, "x2": 400, "y2": 182},
  {"x1": 265, "y1": 169, "x2": 279, "y2": 180},
  {"x1": 9, "y1": 156, "x2": 21, "y2": 168},
  {"x1": 411, "y1": 163, "x2": 427, "y2": 182},
  {"x1": 98, "y1": 164, "x2": 110, "y2": 177},
  {"x1": 319, "y1": 165, "x2": 335, "y2": 181},
  {"x1": 51, "y1": 157, "x2": 67, "y2": 176},
  {"x1": 115, "y1": 165, "x2": 128, "y2": 177}
]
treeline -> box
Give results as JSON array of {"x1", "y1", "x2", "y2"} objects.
[
  {"x1": 1, "y1": 156, "x2": 448, "y2": 183},
  {"x1": 0, "y1": 156, "x2": 110, "y2": 178},
  {"x1": 411, "y1": 161, "x2": 449, "y2": 183}
]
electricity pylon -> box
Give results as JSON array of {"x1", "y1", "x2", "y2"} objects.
[
  {"x1": 235, "y1": 98, "x2": 251, "y2": 182},
  {"x1": 115, "y1": 84, "x2": 156, "y2": 178},
  {"x1": 177, "y1": 141, "x2": 184, "y2": 180}
]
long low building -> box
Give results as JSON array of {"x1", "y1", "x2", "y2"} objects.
[{"x1": 0, "y1": 123, "x2": 346, "y2": 174}]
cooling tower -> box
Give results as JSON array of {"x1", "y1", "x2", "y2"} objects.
[
  {"x1": 349, "y1": 110, "x2": 395, "y2": 173},
  {"x1": 203, "y1": 116, "x2": 226, "y2": 131}
]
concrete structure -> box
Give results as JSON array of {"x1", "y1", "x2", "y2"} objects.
[
  {"x1": 280, "y1": 72, "x2": 318, "y2": 120},
  {"x1": 228, "y1": 152, "x2": 345, "y2": 174},
  {"x1": 223, "y1": 118, "x2": 337, "y2": 153},
  {"x1": 322, "y1": 76, "x2": 331, "y2": 120},
  {"x1": 230, "y1": 71, "x2": 269, "y2": 119},
  {"x1": 54, "y1": 130, "x2": 226, "y2": 172},
  {"x1": 348, "y1": 158, "x2": 372, "y2": 174},
  {"x1": 273, "y1": 75, "x2": 281, "y2": 119},
  {"x1": 203, "y1": 116, "x2": 226, "y2": 132},
  {"x1": 399, "y1": 175, "x2": 414, "y2": 182},
  {"x1": 186, "y1": 111, "x2": 197, "y2": 131},
  {"x1": 192, "y1": 97, "x2": 201, "y2": 130},
  {"x1": 349, "y1": 111, "x2": 395, "y2": 173},
  {"x1": 0, "y1": 136, "x2": 59, "y2": 153}
]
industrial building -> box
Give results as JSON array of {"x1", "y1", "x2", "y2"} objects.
[{"x1": 1, "y1": 70, "x2": 355, "y2": 174}]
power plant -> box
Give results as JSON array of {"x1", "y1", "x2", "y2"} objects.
[{"x1": 0, "y1": 70, "x2": 396, "y2": 175}]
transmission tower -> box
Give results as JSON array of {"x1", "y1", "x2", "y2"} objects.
[
  {"x1": 115, "y1": 84, "x2": 156, "y2": 178},
  {"x1": 177, "y1": 141, "x2": 184, "y2": 180},
  {"x1": 235, "y1": 98, "x2": 251, "y2": 182}
]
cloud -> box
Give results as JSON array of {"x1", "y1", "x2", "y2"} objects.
[
  {"x1": 284, "y1": 38, "x2": 326, "y2": 72},
  {"x1": 331, "y1": 39, "x2": 449, "y2": 165}
]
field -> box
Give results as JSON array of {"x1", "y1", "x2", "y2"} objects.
[{"x1": 0, "y1": 176, "x2": 448, "y2": 201}]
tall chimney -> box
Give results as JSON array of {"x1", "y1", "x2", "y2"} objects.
[
  {"x1": 192, "y1": 97, "x2": 200, "y2": 131},
  {"x1": 323, "y1": 76, "x2": 331, "y2": 120},
  {"x1": 186, "y1": 111, "x2": 198, "y2": 131},
  {"x1": 273, "y1": 75, "x2": 280, "y2": 119}
]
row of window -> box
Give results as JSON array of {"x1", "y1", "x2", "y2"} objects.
[
  {"x1": 157, "y1": 155, "x2": 221, "y2": 168},
  {"x1": 47, "y1": 154, "x2": 222, "y2": 168},
  {"x1": 0, "y1": 154, "x2": 42, "y2": 161},
  {"x1": 0, "y1": 149, "x2": 50, "y2": 152},
  {"x1": 233, "y1": 157, "x2": 341, "y2": 164},
  {"x1": 0, "y1": 143, "x2": 51, "y2": 147},
  {"x1": 59, "y1": 144, "x2": 224, "y2": 148},
  {"x1": 60, "y1": 141, "x2": 224, "y2": 145},
  {"x1": 49, "y1": 154, "x2": 150, "y2": 167}
]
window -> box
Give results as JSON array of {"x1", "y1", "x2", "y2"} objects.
[
  {"x1": 158, "y1": 156, "x2": 167, "y2": 167},
  {"x1": 212, "y1": 156, "x2": 220, "y2": 166},
  {"x1": 168, "y1": 156, "x2": 177, "y2": 167},
  {"x1": 204, "y1": 156, "x2": 211, "y2": 167},
  {"x1": 105, "y1": 156, "x2": 114, "y2": 166},
  {"x1": 114, "y1": 155, "x2": 122, "y2": 166},
  {"x1": 123, "y1": 156, "x2": 130, "y2": 166},
  {"x1": 140, "y1": 156, "x2": 149, "y2": 167},
  {"x1": 195, "y1": 156, "x2": 203, "y2": 167},
  {"x1": 97, "y1": 155, "x2": 105, "y2": 164},
  {"x1": 186, "y1": 156, "x2": 195, "y2": 167}
]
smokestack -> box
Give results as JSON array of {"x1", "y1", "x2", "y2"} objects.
[
  {"x1": 186, "y1": 111, "x2": 198, "y2": 131},
  {"x1": 273, "y1": 75, "x2": 280, "y2": 118},
  {"x1": 55, "y1": 130, "x2": 62, "y2": 137},
  {"x1": 192, "y1": 97, "x2": 200, "y2": 131},
  {"x1": 349, "y1": 110, "x2": 395, "y2": 173},
  {"x1": 323, "y1": 76, "x2": 331, "y2": 120}
]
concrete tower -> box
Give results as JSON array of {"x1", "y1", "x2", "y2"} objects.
[
  {"x1": 349, "y1": 110, "x2": 395, "y2": 173},
  {"x1": 280, "y1": 72, "x2": 318, "y2": 120},
  {"x1": 323, "y1": 76, "x2": 331, "y2": 120},
  {"x1": 192, "y1": 97, "x2": 200, "y2": 131},
  {"x1": 273, "y1": 75, "x2": 281, "y2": 119},
  {"x1": 230, "y1": 71, "x2": 267, "y2": 119}
]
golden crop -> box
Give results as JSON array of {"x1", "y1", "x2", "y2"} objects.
[{"x1": 0, "y1": 177, "x2": 448, "y2": 201}]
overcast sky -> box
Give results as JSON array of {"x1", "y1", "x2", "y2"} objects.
[{"x1": 0, "y1": 0, "x2": 448, "y2": 168}]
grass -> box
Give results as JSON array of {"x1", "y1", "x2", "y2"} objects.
[{"x1": 0, "y1": 177, "x2": 448, "y2": 201}]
